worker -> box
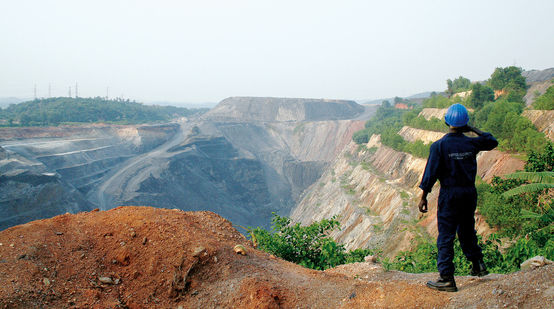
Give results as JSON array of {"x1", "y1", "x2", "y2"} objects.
[{"x1": 418, "y1": 103, "x2": 498, "y2": 292}]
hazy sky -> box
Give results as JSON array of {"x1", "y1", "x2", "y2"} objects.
[{"x1": 1, "y1": 0, "x2": 553, "y2": 104}]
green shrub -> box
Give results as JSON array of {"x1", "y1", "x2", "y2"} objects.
[
  {"x1": 525, "y1": 142, "x2": 554, "y2": 172},
  {"x1": 251, "y1": 214, "x2": 372, "y2": 270},
  {"x1": 406, "y1": 115, "x2": 449, "y2": 133},
  {"x1": 352, "y1": 129, "x2": 370, "y2": 144}
]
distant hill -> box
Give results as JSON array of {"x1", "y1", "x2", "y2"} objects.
[
  {"x1": 205, "y1": 96, "x2": 364, "y2": 122},
  {"x1": 359, "y1": 91, "x2": 437, "y2": 105},
  {"x1": 0, "y1": 97, "x2": 26, "y2": 108},
  {"x1": 0, "y1": 97, "x2": 209, "y2": 126}
]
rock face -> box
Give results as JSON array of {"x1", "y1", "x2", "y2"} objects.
[
  {"x1": 205, "y1": 97, "x2": 364, "y2": 122},
  {"x1": 398, "y1": 126, "x2": 444, "y2": 144},
  {"x1": 522, "y1": 110, "x2": 554, "y2": 141}
]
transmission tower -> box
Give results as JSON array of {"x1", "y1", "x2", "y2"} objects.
[
  {"x1": 68, "y1": 86, "x2": 72, "y2": 98},
  {"x1": 75, "y1": 82, "x2": 78, "y2": 98},
  {"x1": 48, "y1": 83, "x2": 51, "y2": 98},
  {"x1": 34, "y1": 84, "x2": 37, "y2": 99}
]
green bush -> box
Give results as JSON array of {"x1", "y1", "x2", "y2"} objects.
[
  {"x1": 251, "y1": 214, "x2": 372, "y2": 270},
  {"x1": 473, "y1": 100, "x2": 548, "y2": 153},
  {"x1": 384, "y1": 234, "x2": 512, "y2": 275},
  {"x1": 352, "y1": 129, "x2": 370, "y2": 144},
  {"x1": 406, "y1": 115, "x2": 449, "y2": 133},
  {"x1": 525, "y1": 142, "x2": 554, "y2": 172}
]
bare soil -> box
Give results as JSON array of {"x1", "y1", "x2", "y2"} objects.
[{"x1": 0, "y1": 206, "x2": 552, "y2": 308}]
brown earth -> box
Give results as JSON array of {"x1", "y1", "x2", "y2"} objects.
[{"x1": 0, "y1": 207, "x2": 552, "y2": 308}]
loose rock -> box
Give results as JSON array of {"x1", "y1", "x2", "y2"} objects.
[
  {"x1": 233, "y1": 244, "x2": 246, "y2": 255},
  {"x1": 520, "y1": 256, "x2": 553, "y2": 270},
  {"x1": 192, "y1": 246, "x2": 205, "y2": 257},
  {"x1": 98, "y1": 276, "x2": 114, "y2": 284}
]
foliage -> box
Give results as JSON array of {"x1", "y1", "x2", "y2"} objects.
[
  {"x1": 533, "y1": 85, "x2": 554, "y2": 110},
  {"x1": 405, "y1": 115, "x2": 449, "y2": 133},
  {"x1": 380, "y1": 129, "x2": 431, "y2": 158},
  {"x1": 502, "y1": 171, "x2": 554, "y2": 197},
  {"x1": 473, "y1": 100, "x2": 548, "y2": 153},
  {"x1": 352, "y1": 130, "x2": 370, "y2": 144},
  {"x1": 422, "y1": 93, "x2": 453, "y2": 108},
  {"x1": 352, "y1": 102, "x2": 410, "y2": 146},
  {"x1": 525, "y1": 142, "x2": 554, "y2": 172},
  {"x1": 384, "y1": 235, "x2": 512, "y2": 274},
  {"x1": 0, "y1": 97, "x2": 207, "y2": 126},
  {"x1": 468, "y1": 83, "x2": 494, "y2": 109},
  {"x1": 251, "y1": 214, "x2": 372, "y2": 270},
  {"x1": 488, "y1": 66, "x2": 527, "y2": 102},
  {"x1": 488, "y1": 66, "x2": 526, "y2": 91},
  {"x1": 447, "y1": 76, "x2": 471, "y2": 96}
]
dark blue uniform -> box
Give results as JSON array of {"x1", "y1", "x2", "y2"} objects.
[{"x1": 419, "y1": 131, "x2": 497, "y2": 276}]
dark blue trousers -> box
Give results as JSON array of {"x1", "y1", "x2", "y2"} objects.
[{"x1": 437, "y1": 187, "x2": 483, "y2": 276}]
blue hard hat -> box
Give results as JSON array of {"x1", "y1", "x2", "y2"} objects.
[{"x1": 444, "y1": 103, "x2": 469, "y2": 127}]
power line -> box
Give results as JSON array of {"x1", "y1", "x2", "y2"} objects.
[{"x1": 34, "y1": 84, "x2": 37, "y2": 99}]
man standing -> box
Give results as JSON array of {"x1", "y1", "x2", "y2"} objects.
[{"x1": 418, "y1": 103, "x2": 498, "y2": 292}]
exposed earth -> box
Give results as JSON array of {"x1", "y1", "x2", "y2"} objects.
[{"x1": 1, "y1": 207, "x2": 552, "y2": 308}]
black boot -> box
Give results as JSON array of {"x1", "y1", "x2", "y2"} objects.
[
  {"x1": 426, "y1": 275, "x2": 458, "y2": 292},
  {"x1": 471, "y1": 259, "x2": 489, "y2": 277}
]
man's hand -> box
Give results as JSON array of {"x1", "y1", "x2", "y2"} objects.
[{"x1": 418, "y1": 198, "x2": 428, "y2": 213}]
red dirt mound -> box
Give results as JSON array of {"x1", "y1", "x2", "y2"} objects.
[{"x1": 0, "y1": 206, "x2": 552, "y2": 308}]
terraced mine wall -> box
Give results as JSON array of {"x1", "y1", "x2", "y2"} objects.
[
  {"x1": 1, "y1": 98, "x2": 372, "y2": 231},
  {"x1": 0, "y1": 124, "x2": 179, "y2": 230},
  {"x1": 291, "y1": 108, "x2": 528, "y2": 256}
]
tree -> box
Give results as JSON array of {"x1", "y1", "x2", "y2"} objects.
[
  {"x1": 469, "y1": 83, "x2": 494, "y2": 108},
  {"x1": 446, "y1": 76, "x2": 471, "y2": 97},
  {"x1": 488, "y1": 66, "x2": 527, "y2": 102}
]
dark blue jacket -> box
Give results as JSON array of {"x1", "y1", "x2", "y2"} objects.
[{"x1": 419, "y1": 132, "x2": 498, "y2": 192}]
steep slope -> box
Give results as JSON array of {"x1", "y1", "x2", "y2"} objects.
[
  {"x1": 0, "y1": 146, "x2": 93, "y2": 230},
  {"x1": 291, "y1": 108, "x2": 526, "y2": 255},
  {"x1": 1, "y1": 207, "x2": 551, "y2": 308},
  {"x1": 0, "y1": 124, "x2": 179, "y2": 230},
  {"x1": 522, "y1": 110, "x2": 554, "y2": 141}
]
